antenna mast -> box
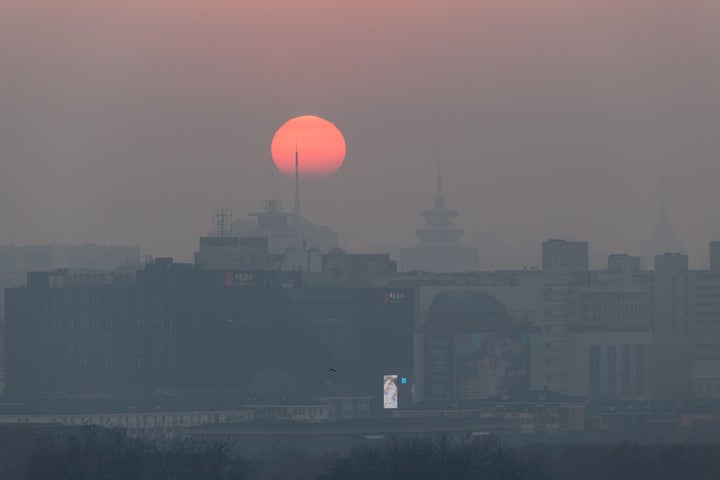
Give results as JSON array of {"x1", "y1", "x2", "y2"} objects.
[
  {"x1": 294, "y1": 143, "x2": 301, "y2": 216},
  {"x1": 211, "y1": 200, "x2": 233, "y2": 237}
]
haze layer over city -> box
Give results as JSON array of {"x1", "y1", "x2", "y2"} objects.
[
  {"x1": 3, "y1": 1, "x2": 720, "y2": 479},
  {"x1": 3, "y1": 0, "x2": 720, "y2": 268}
]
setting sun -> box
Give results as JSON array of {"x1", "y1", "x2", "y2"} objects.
[{"x1": 270, "y1": 115, "x2": 346, "y2": 179}]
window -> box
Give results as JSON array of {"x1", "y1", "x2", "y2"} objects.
[
  {"x1": 607, "y1": 346, "x2": 616, "y2": 397},
  {"x1": 589, "y1": 346, "x2": 601, "y2": 397},
  {"x1": 635, "y1": 346, "x2": 645, "y2": 395},
  {"x1": 621, "y1": 346, "x2": 631, "y2": 396}
]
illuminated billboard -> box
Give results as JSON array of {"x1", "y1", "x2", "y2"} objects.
[
  {"x1": 383, "y1": 374, "x2": 398, "y2": 409},
  {"x1": 454, "y1": 333, "x2": 530, "y2": 400}
]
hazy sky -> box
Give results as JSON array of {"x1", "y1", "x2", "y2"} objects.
[{"x1": 2, "y1": 0, "x2": 719, "y2": 268}]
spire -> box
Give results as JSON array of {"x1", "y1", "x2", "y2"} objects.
[
  {"x1": 644, "y1": 168, "x2": 683, "y2": 260},
  {"x1": 294, "y1": 143, "x2": 301, "y2": 216},
  {"x1": 267, "y1": 169, "x2": 279, "y2": 213},
  {"x1": 657, "y1": 171, "x2": 668, "y2": 226},
  {"x1": 415, "y1": 167, "x2": 463, "y2": 247},
  {"x1": 434, "y1": 161, "x2": 444, "y2": 208}
]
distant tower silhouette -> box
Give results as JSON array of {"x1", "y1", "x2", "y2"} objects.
[
  {"x1": 265, "y1": 169, "x2": 282, "y2": 217},
  {"x1": 643, "y1": 172, "x2": 683, "y2": 266},
  {"x1": 400, "y1": 166, "x2": 478, "y2": 272},
  {"x1": 657, "y1": 173, "x2": 670, "y2": 227},
  {"x1": 434, "y1": 162, "x2": 444, "y2": 208},
  {"x1": 415, "y1": 167, "x2": 464, "y2": 247},
  {"x1": 294, "y1": 145, "x2": 301, "y2": 217}
]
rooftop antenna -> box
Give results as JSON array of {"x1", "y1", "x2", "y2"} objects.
[
  {"x1": 294, "y1": 141, "x2": 301, "y2": 217},
  {"x1": 657, "y1": 166, "x2": 668, "y2": 226},
  {"x1": 211, "y1": 199, "x2": 232, "y2": 237},
  {"x1": 435, "y1": 153, "x2": 444, "y2": 208},
  {"x1": 267, "y1": 169, "x2": 277, "y2": 212}
]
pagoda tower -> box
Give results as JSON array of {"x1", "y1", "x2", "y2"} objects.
[
  {"x1": 400, "y1": 169, "x2": 478, "y2": 273},
  {"x1": 415, "y1": 170, "x2": 464, "y2": 247}
]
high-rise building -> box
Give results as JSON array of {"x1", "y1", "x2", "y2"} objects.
[
  {"x1": 542, "y1": 239, "x2": 589, "y2": 271},
  {"x1": 541, "y1": 239, "x2": 588, "y2": 396},
  {"x1": 5, "y1": 269, "x2": 137, "y2": 395},
  {"x1": 4, "y1": 259, "x2": 413, "y2": 408},
  {"x1": 607, "y1": 254, "x2": 641, "y2": 273},
  {"x1": 0, "y1": 243, "x2": 140, "y2": 392},
  {"x1": 400, "y1": 171, "x2": 479, "y2": 273},
  {"x1": 7, "y1": 236, "x2": 720, "y2": 406},
  {"x1": 710, "y1": 241, "x2": 720, "y2": 271}
]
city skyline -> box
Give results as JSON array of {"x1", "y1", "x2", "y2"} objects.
[
  {"x1": 4, "y1": 2, "x2": 720, "y2": 475},
  {"x1": 2, "y1": 0, "x2": 719, "y2": 268},
  {"x1": 0, "y1": 155, "x2": 711, "y2": 271}
]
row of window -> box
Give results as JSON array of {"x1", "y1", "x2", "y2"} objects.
[{"x1": 696, "y1": 385, "x2": 720, "y2": 393}]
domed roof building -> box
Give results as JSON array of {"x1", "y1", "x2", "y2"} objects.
[{"x1": 416, "y1": 290, "x2": 537, "y2": 404}]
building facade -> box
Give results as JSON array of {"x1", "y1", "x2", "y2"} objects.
[
  {"x1": 7, "y1": 241, "x2": 720, "y2": 406},
  {"x1": 5, "y1": 269, "x2": 137, "y2": 395},
  {"x1": 0, "y1": 244, "x2": 140, "y2": 391}
]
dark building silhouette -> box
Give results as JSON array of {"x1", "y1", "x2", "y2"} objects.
[
  {"x1": 0, "y1": 243, "x2": 140, "y2": 389},
  {"x1": 710, "y1": 241, "x2": 720, "y2": 271},
  {"x1": 134, "y1": 261, "x2": 306, "y2": 390},
  {"x1": 232, "y1": 199, "x2": 339, "y2": 254},
  {"x1": 6, "y1": 236, "x2": 720, "y2": 407},
  {"x1": 4, "y1": 260, "x2": 413, "y2": 410},
  {"x1": 5, "y1": 270, "x2": 137, "y2": 395},
  {"x1": 194, "y1": 235, "x2": 270, "y2": 270},
  {"x1": 607, "y1": 254, "x2": 641, "y2": 274},
  {"x1": 542, "y1": 239, "x2": 589, "y2": 271}
]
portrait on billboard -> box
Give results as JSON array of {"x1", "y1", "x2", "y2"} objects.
[
  {"x1": 383, "y1": 374, "x2": 398, "y2": 409},
  {"x1": 454, "y1": 333, "x2": 530, "y2": 400}
]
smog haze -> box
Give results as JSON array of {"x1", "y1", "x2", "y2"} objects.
[{"x1": 2, "y1": 0, "x2": 719, "y2": 268}]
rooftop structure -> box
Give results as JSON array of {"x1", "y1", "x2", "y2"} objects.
[
  {"x1": 400, "y1": 169, "x2": 479, "y2": 273},
  {"x1": 414, "y1": 170, "x2": 464, "y2": 247},
  {"x1": 231, "y1": 162, "x2": 340, "y2": 253}
]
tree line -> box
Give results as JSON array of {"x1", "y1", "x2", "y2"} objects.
[{"x1": 2, "y1": 426, "x2": 720, "y2": 479}]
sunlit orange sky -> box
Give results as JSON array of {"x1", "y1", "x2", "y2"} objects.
[{"x1": 2, "y1": 0, "x2": 720, "y2": 268}]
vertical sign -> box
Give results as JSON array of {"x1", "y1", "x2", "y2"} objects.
[{"x1": 383, "y1": 375, "x2": 398, "y2": 409}]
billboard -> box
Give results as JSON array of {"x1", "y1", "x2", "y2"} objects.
[
  {"x1": 383, "y1": 374, "x2": 398, "y2": 409},
  {"x1": 454, "y1": 333, "x2": 530, "y2": 400}
]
